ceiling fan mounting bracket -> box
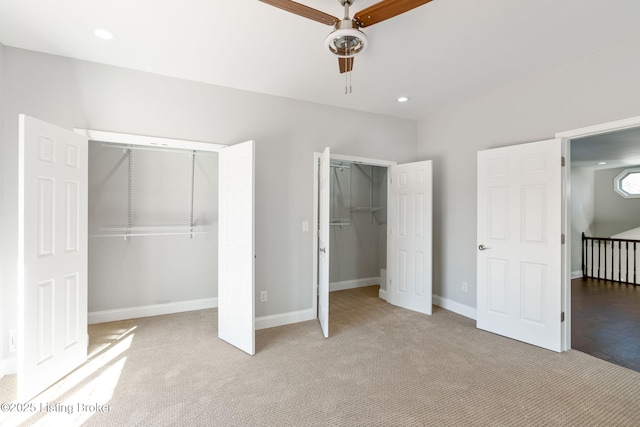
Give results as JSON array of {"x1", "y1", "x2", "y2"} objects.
[{"x1": 340, "y1": 0, "x2": 354, "y2": 21}]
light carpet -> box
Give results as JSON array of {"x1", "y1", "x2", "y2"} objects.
[{"x1": 1, "y1": 286, "x2": 640, "y2": 426}]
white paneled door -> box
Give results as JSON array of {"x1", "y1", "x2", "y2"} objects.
[
  {"x1": 387, "y1": 161, "x2": 433, "y2": 315},
  {"x1": 218, "y1": 140, "x2": 255, "y2": 355},
  {"x1": 318, "y1": 147, "x2": 330, "y2": 337},
  {"x1": 477, "y1": 139, "x2": 563, "y2": 352},
  {"x1": 18, "y1": 115, "x2": 89, "y2": 401}
]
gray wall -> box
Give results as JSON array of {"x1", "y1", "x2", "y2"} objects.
[
  {"x1": 88, "y1": 144, "x2": 218, "y2": 311},
  {"x1": 0, "y1": 47, "x2": 417, "y2": 365},
  {"x1": 594, "y1": 166, "x2": 640, "y2": 238},
  {"x1": 570, "y1": 166, "x2": 595, "y2": 273},
  {"x1": 417, "y1": 35, "x2": 640, "y2": 308}
]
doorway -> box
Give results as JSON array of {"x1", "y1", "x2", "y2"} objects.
[
  {"x1": 80, "y1": 129, "x2": 256, "y2": 355},
  {"x1": 563, "y1": 122, "x2": 640, "y2": 369},
  {"x1": 475, "y1": 115, "x2": 640, "y2": 354},
  {"x1": 328, "y1": 160, "x2": 388, "y2": 296},
  {"x1": 313, "y1": 150, "x2": 433, "y2": 337},
  {"x1": 557, "y1": 115, "x2": 640, "y2": 354},
  {"x1": 87, "y1": 135, "x2": 219, "y2": 322}
]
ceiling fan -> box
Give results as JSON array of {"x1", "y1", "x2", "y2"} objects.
[{"x1": 259, "y1": 0, "x2": 434, "y2": 74}]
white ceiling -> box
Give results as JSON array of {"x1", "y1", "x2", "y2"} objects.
[
  {"x1": 1, "y1": 0, "x2": 640, "y2": 120},
  {"x1": 572, "y1": 127, "x2": 640, "y2": 170}
]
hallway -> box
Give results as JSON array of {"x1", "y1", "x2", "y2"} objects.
[{"x1": 572, "y1": 277, "x2": 640, "y2": 372}]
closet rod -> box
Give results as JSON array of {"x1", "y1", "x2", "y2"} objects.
[
  {"x1": 101, "y1": 143, "x2": 218, "y2": 156},
  {"x1": 100, "y1": 225, "x2": 206, "y2": 231},
  {"x1": 90, "y1": 231, "x2": 207, "y2": 238}
]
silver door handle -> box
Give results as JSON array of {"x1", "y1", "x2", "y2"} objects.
[{"x1": 478, "y1": 244, "x2": 491, "y2": 251}]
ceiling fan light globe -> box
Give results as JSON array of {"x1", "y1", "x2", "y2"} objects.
[{"x1": 325, "y1": 27, "x2": 368, "y2": 58}]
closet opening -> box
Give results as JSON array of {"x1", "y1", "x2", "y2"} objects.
[
  {"x1": 80, "y1": 129, "x2": 226, "y2": 323},
  {"x1": 17, "y1": 119, "x2": 255, "y2": 401},
  {"x1": 329, "y1": 159, "x2": 387, "y2": 333},
  {"x1": 314, "y1": 151, "x2": 434, "y2": 337},
  {"x1": 312, "y1": 152, "x2": 440, "y2": 338},
  {"x1": 328, "y1": 160, "x2": 388, "y2": 298}
]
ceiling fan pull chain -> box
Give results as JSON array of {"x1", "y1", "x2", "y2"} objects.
[
  {"x1": 345, "y1": 71, "x2": 348, "y2": 94},
  {"x1": 345, "y1": 40, "x2": 352, "y2": 94},
  {"x1": 345, "y1": 70, "x2": 352, "y2": 94}
]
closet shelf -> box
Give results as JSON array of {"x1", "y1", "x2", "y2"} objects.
[
  {"x1": 99, "y1": 224, "x2": 208, "y2": 231},
  {"x1": 91, "y1": 224, "x2": 210, "y2": 239},
  {"x1": 94, "y1": 147, "x2": 204, "y2": 240},
  {"x1": 350, "y1": 207, "x2": 382, "y2": 212},
  {"x1": 90, "y1": 231, "x2": 207, "y2": 238}
]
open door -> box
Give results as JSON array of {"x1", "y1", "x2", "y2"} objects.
[
  {"x1": 387, "y1": 160, "x2": 433, "y2": 315},
  {"x1": 318, "y1": 147, "x2": 330, "y2": 337},
  {"x1": 18, "y1": 115, "x2": 89, "y2": 401},
  {"x1": 218, "y1": 140, "x2": 255, "y2": 355},
  {"x1": 477, "y1": 139, "x2": 563, "y2": 352}
]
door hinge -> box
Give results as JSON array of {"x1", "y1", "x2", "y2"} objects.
[
  {"x1": 561, "y1": 156, "x2": 566, "y2": 167},
  {"x1": 561, "y1": 233, "x2": 565, "y2": 244},
  {"x1": 561, "y1": 312, "x2": 565, "y2": 322}
]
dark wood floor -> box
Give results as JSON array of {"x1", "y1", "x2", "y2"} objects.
[{"x1": 572, "y1": 277, "x2": 640, "y2": 372}]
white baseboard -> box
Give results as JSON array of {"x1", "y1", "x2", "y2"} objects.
[
  {"x1": 2, "y1": 356, "x2": 17, "y2": 376},
  {"x1": 255, "y1": 308, "x2": 315, "y2": 330},
  {"x1": 379, "y1": 292, "x2": 475, "y2": 320},
  {"x1": 330, "y1": 277, "x2": 380, "y2": 292},
  {"x1": 571, "y1": 270, "x2": 583, "y2": 279},
  {"x1": 88, "y1": 297, "x2": 218, "y2": 324},
  {"x1": 433, "y1": 295, "x2": 476, "y2": 320}
]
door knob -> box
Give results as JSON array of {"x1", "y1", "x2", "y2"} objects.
[{"x1": 478, "y1": 244, "x2": 490, "y2": 251}]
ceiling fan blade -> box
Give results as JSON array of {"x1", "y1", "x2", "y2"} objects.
[
  {"x1": 339, "y1": 57, "x2": 354, "y2": 74},
  {"x1": 354, "y1": 0, "x2": 434, "y2": 28},
  {"x1": 258, "y1": 0, "x2": 339, "y2": 26}
]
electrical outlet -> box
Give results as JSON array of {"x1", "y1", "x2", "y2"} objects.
[
  {"x1": 461, "y1": 281, "x2": 468, "y2": 292},
  {"x1": 260, "y1": 291, "x2": 268, "y2": 303},
  {"x1": 9, "y1": 329, "x2": 17, "y2": 353}
]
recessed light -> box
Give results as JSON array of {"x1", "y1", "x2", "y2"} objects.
[
  {"x1": 396, "y1": 96, "x2": 410, "y2": 103},
  {"x1": 94, "y1": 28, "x2": 115, "y2": 40},
  {"x1": 598, "y1": 161, "x2": 607, "y2": 165}
]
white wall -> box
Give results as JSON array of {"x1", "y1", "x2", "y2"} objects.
[
  {"x1": 0, "y1": 42, "x2": 5, "y2": 377},
  {"x1": 594, "y1": 166, "x2": 640, "y2": 237},
  {"x1": 417, "y1": 35, "x2": 640, "y2": 309},
  {"x1": 570, "y1": 166, "x2": 595, "y2": 274},
  {"x1": 0, "y1": 47, "x2": 417, "y2": 366}
]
